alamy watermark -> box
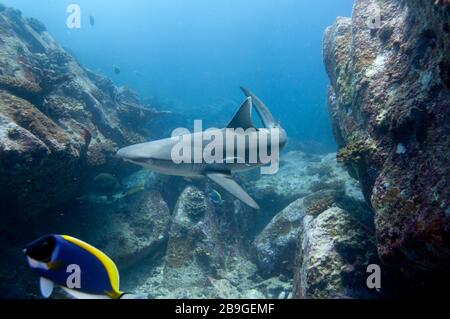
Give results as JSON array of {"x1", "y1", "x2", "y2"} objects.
[
  {"x1": 367, "y1": 264, "x2": 381, "y2": 292},
  {"x1": 66, "y1": 4, "x2": 81, "y2": 29},
  {"x1": 65, "y1": 263, "x2": 382, "y2": 292},
  {"x1": 67, "y1": 3, "x2": 383, "y2": 31},
  {"x1": 66, "y1": 264, "x2": 81, "y2": 289},
  {"x1": 170, "y1": 121, "x2": 281, "y2": 175}
]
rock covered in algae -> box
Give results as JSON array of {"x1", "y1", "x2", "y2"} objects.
[
  {"x1": 0, "y1": 5, "x2": 166, "y2": 217},
  {"x1": 323, "y1": 0, "x2": 450, "y2": 282},
  {"x1": 252, "y1": 188, "x2": 373, "y2": 279},
  {"x1": 0, "y1": 189, "x2": 171, "y2": 298},
  {"x1": 163, "y1": 186, "x2": 225, "y2": 289},
  {"x1": 244, "y1": 150, "x2": 367, "y2": 233},
  {"x1": 48, "y1": 190, "x2": 171, "y2": 268},
  {"x1": 101, "y1": 190, "x2": 172, "y2": 267},
  {"x1": 128, "y1": 185, "x2": 266, "y2": 299},
  {"x1": 293, "y1": 207, "x2": 378, "y2": 299}
]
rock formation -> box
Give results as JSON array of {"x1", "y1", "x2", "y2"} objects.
[
  {"x1": 324, "y1": 0, "x2": 450, "y2": 286},
  {"x1": 163, "y1": 186, "x2": 225, "y2": 289},
  {"x1": 253, "y1": 188, "x2": 373, "y2": 279},
  {"x1": 293, "y1": 207, "x2": 378, "y2": 299},
  {"x1": 245, "y1": 151, "x2": 369, "y2": 232},
  {"x1": 0, "y1": 6, "x2": 165, "y2": 217},
  {"x1": 0, "y1": 5, "x2": 167, "y2": 298},
  {"x1": 127, "y1": 186, "x2": 263, "y2": 299}
]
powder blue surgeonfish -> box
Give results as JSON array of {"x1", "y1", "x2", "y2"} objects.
[
  {"x1": 24, "y1": 234, "x2": 145, "y2": 299},
  {"x1": 209, "y1": 190, "x2": 224, "y2": 206}
]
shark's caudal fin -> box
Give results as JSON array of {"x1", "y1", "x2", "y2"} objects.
[
  {"x1": 227, "y1": 97, "x2": 255, "y2": 130},
  {"x1": 206, "y1": 172, "x2": 260, "y2": 210},
  {"x1": 240, "y1": 87, "x2": 277, "y2": 129}
]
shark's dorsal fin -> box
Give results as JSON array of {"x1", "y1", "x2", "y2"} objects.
[
  {"x1": 240, "y1": 87, "x2": 277, "y2": 128},
  {"x1": 227, "y1": 97, "x2": 255, "y2": 130},
  {"x1": 206, "y1": 172, "x2": 260, "y2": 210}
]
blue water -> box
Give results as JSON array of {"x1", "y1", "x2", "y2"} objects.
[{"x1": 2, "y1": 0, "x2": 354, "y2": 150}]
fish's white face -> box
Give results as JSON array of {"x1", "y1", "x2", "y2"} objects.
[{"x1": 26, "y1": 256, "x2": 50, "y2": 271}]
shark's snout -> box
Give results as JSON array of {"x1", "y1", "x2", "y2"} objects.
[
  {"x1": 116, "y1": 147, "x2": 129, "y2": 159},
  {"x1": 117, "y1": 143, "x2": 161, "y2": 165},
  {"x1": 116, "y1": 145, "x2": 145, "y2": 162}
]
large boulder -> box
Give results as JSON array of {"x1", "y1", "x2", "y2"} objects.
[
  {"x1": 163, "y1": 187, "x2": 225, "y2": 289},
  {"x1": 252, "y1": 188, "x2": 372, "y2": 278},
  {"x1": 39, "y1": 190, "x2": 171, "y2": 268},
  {"x1": 293, "y1": 207, "x2": 378, "y2": 299},
  {"x1": 97, "y1": 190, "x2": 171, "y2": 267},
  {"x1": 129, "y1": 186, "x2": 262, "y2": 299},
  {"x1": 324, "y1": 0, "x2": 450, "y2": 281},
  {"x1": 252, "y1": 197, "x2": 307, "y2": 278}
]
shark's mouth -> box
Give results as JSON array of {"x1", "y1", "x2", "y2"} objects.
[{"x1": 128, "y1": 157, "x2": 152, "y2": 164}]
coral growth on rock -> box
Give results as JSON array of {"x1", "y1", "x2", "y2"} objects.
[
  {"x1": 0, "y1": 7, "x2": 165, "y2": 216},
  {"x1": 293, "y1": 207, "x2": 378, "y2": 299},
  {"x1": 0, "y1": 6, "x2": 167, "y2": 298},
  {"x1": 244, "y1": 151, "x2": 367, "y2": 232},
  {"x1": 324, "y1": 0, "x2": 450, "y2": 283},
  {"x1": 253, "y1": 186, "x2": 374, "y2": 280}
]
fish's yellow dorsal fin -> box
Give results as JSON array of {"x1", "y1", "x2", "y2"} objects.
[{"x1": 62, "y1": 235, "x2": 122, "y2": 298}]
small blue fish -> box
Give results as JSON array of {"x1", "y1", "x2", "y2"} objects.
[
  {"x1": 23, "y1": 234, "x2": 144, "y2": 299},
  {"x1": 113, "y1": 65, "x2": 121, "y2": 75},
  {"x1": 209, "y1": 190, "x2": 224, "y2": 206}
]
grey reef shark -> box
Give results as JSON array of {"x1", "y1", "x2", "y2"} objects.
[{"x1": 117, "y1": 87, "x2": 288, "y2": 209}]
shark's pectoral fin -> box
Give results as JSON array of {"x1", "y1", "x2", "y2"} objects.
[
  {"x1": 206, "y1": 172, "x2": 260, "y2": 210},
  {"x1": 227, "y1": 97, "x2": 255, "y2": 130}
]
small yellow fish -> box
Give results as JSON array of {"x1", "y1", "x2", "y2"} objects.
[{"x1": 123, "y1": 186, "x2": 145, "y2": 197}]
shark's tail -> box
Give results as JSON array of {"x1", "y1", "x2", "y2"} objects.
[{"x1": 240, "y1": 87, "x2": 277, "y2": 128}]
